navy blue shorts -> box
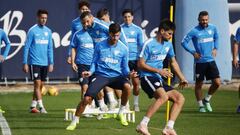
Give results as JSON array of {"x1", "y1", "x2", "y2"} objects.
[
  {"x1": 195, "y1": 61, "x2": 220, "y2": 81},
  {"x1": 77, "y1": 64, "x2": 90, "y2": 85},
  {"x1": 85, "y1": 75, "x2": 130, "y2": 98},
  {"x1": 29, "y1": 65, "x2": 48, "y2": 81},
  {"x1": 128, "y1": 60, "x2": 138, "y2": 71},
  {"x1": 140, "y1": 76, "x2": 174, "y2": 99}
]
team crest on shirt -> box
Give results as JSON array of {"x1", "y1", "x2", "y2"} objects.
[
  {"x1": 196, "y1": 74, "x2": 200, "y2": 78},
  {"x1": 130, "y1": 31, "x2": 135, "y2": 35},
  {"x1": 165, "y1": 47, "x2": 170, "y2": 52},
  {"x1": 44, "y1": 32, "x2": 48, "y2": 36},
  {"x1": 96, "y1": 30, "x2": 100, "y2": 35},
  {"x1": 114, "y1": 50, "x2": 120, "y2": 56},
  {"x1": 207, "y1": 30, "x2": 212, "y2": 35}
]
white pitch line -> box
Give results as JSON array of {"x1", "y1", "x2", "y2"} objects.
[{"x1": 0, "y1": 113, "x2": 12, "y2": 135}]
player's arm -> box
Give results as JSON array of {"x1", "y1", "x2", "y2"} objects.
[
  {"x1": 121, "y1": 48, "x2": 130, "y2": 77},
  {"x1": 137, "y1": 28, "x2": 144, "y2": 54},
  {"x1": 48, "y1": 31, "x2": 54, "y2": 72},
  {"x1": 85, "y1": 43, "x2": 99, "y2": 78},
  {"x1": 181, "y1": 31, "x2": 200, "y2": 59},
  {"x1": 23, "y1": 30, "x2": 33, "y2": 73},
  {"x1": 0, "y1": 31, "x2": 11, "y2": 62},
  {"x1": 212, "y1": 27, "x2": 219, "y2": 57},
  {"x1": 233, "y1": 40, "x2": 239, "y2": 68},
  {"x1": 70, "y1": 32, "x2": 78, "y2": 72}
]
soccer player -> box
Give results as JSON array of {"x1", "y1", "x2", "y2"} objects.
[
  {"x1": 121, "y1": 9, "x2": 144, "y2": 112},
  {"x1": 232, "y1": 26, "x2": 240, "y2": 113},
  {"x1": 66, "y1": 23, "x2": 133, "y2": 130},
  {"x1": 0, "y1": 29, "x2": 11, "y2": 81},
  {"x1": 70, "y1": 26, "x2": 94, "y2": 100},
  {"x1": 97, "y1": 8, "x2": 111, "y2": 24},
  {"x1": 67, "y1": 0, "x2": 91, "y2": 64},
  {"x1": 23, "y1": 9, "x2": 53, "y2": 114},
  {"x1": 181, "y1": 11, "x2": 221, "y2": 113},
  {"x1": 136, "y1": 19, "x2": 187, "y2": 135}
]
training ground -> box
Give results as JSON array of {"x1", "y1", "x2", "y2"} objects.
[{"x1": 0, "y1": 82, "x2": 240, "y2": 135}]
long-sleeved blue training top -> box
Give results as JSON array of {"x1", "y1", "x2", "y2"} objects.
[
  {"x1": 23, "y1": 24, "x2": 54, "y2": 66},
  {"x1": 90, "y1": 38, "x2": 130, "y2": 78},
  {"x1": 181, "y1": 24, "x2": 219, "y2": 63},
  {"x1": 71, "y1": 29, "x2": 94, "y2": 65},
  {"x1": 0, "y1": 29, "x2": 11, "y2": 60},
  {"x1": 121, "y1": 23, "x2": 144, "y2": 60}
]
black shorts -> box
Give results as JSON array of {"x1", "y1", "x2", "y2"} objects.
[
  {"x1": 29, "y1": 65, "x2": 48, "y2": 81},
  {"x1": 85, "y1": 75, "x2": 130, "y2": 98},
  {"x1": 128, "y1": 60, "x2": 138, "y2": 71},
  {"x1": 77, "y1": 64, "x2": 90, "y2": 85},
  {"x1": 195, "y1": 61, "x2": 220, "y2": 81},
  {"x1": 140, "y1": 76, "x2": 174, "y2": 99}
]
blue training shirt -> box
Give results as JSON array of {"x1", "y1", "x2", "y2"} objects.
[
  {"x1": 121, "y1": 23, "x2": 144, "y2": 61},
  {"x1": 90, "y1": 38, "x2": 130, "y2": 77},
  {"x1": 181, "y1": 24, "x2": 219, "y2": 63},
  {"x1": 139, "y1": 38, "x2": 175, "y2": 80},
  {"x1": 68, "y1": 17, "x2": 83, "y2": 56},
  {"x1": 71, "y1": 29, "x2": 94, "y2": 65},
  {"x1": 23, "y1": 24, "x2": 54, "y2": 66},
  {"x1": 86, "y1": 18, "x2": 128, "y2": 46},
  {"x1": 0, "y1": 29, "x2": 11, "y2": 60}
]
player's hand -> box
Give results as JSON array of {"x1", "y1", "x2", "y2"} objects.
[
  {"x1": 82, "y1": 71, "x2": 92, "y2": 78},
  {"x1": 23, "y1": 64, "x2": 29, "y2": 73},
  {"x1": 158, "y1": 68, "x2": 173, "y2": 78},
  {"x1": 212, "y1": 49, "x2": 217, "y2": 57},
  {"x1": 48, "y1": 65, "x2": 54, "y2": 72},
  {"x1": 72, "y1": 62, "x2": 78, "y2": 72},
  {"x1": 193, "y1": 53, "x2": 201, "y2": 59},
  {"x1": 130, "y1": 70, "x2": 138, "y2": 78},
  {"x1": 233, "y1": 58, "x2": 239, "y2": 69},
  {"x1": 67, "y1": 56, "x2": 72, "y2": 64},
  {"x1": 178, "y1": 79, "x2": 188, "y2": 90},
  {"x1": 0, "y1": 55, "x2": 5, "y2": 63}
]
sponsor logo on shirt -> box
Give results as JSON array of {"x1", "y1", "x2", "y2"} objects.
[
  {"x1": 198, "y1": 37, "x2": 214, "y2": 43},
  {"x1": 82, "y1": 43, "x2": 94, "y2": 48},
  {"x1": 207, "y1": 30, "x2": 213, "y2": 35},
  {"x1": 151, "y1": 54, "x2": 167, "y2": 61},
  {"x1": 126, "y1": 38, "x2": 136, "y2": 43},
  {"x1": 36, "y1": 39, "x2": 49, "y2": 44},
  {"x1": 130, "y1": 31, "x2": 135, "y2": 35},
  {"x1": 101, "y1": 57, "x2": 119, "y2": 64},
  {"x1": 44, "y1": 32, "x2": 48, "y2": 36}
]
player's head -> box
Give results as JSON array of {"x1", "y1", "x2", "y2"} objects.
[
  {"x1": 37, "y1": 9, "x2": 48, "y2": 26},
  {"x1": 78, "y1": 1, "x2": 90, "y2": 14},
  {"x1": 97, "y1": 8, "x2": 110, "y2": 23},
  {"x1": 122, "y1": 9, "x2": 134, "y2": 25},
  {"x1": 109, "y1": 23, "x2": 121, "y2": 44},
  {"x1": 198, "y1": 11, "x2": 209, "y2": 28},
  {"x1": 158, "y1": 19, "x2": 175, "y2": 41},
  {"x1": 80, "y1": 11, "x2": 94, "y2": 29}
]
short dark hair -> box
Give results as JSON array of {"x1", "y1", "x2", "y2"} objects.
[
  {"x1": 198, "y1": 11, "x2": 208, "y2": 18},
  {"x1": 37, "y1": 9, "x2": 48, "y2": 16},
  {"x1": 78, "y1": 0, "x2": 90, "y2": 9},
  {"x1": 80, "y1": 11, "x2": 92, "y2": 20},
  {"x1": 122, "y1": 9, "x2": 133, "y2": 16},
  {"x1": 109, "y1": 23, "x2": 121, "y2": 34},
  {"x1": 158, "y1": 19, "x2": 176, "y2": 32},
  {"x1": 97, "y1": 8, "x2": 109, "y2": 19}
]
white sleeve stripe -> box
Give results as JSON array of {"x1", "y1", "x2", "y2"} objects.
[
  {"x1": 139, "y1": 38, "x2": 153, "y2": 57},
  {"x1": 71, "y1": 30, "x2": 81, "y2": 43},
  {"x1": 94, "y1": 21, "x2": 109, "y2": 29}
]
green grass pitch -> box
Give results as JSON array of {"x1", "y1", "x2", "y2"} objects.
[{"x1": 0, "y1": 88, "x2": 240, "y2": 135}]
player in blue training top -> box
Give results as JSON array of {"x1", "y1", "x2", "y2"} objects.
[
  {"x1": 233, "y1": 26, "x2": 240, "y2": 113},
  {"x1": 80, "y1": 11, "x2": 127, "y2": 46},
  {"x1": 23, "y1": 9, "x2": 53, "y2": 114},
  {"x1": 0, "y1": 29, "x2": 11, "y2": 80},
  {"x1": 136, "y1": 19, "x2": 187, "y2": 135},
  {"x1": 66, "y1": 23, "x2": 135, "y2": 131},
  {"x1": 67, "y1": 0, "x2": 91, "y2": 64},
  {"x1": 181, "y1": 11, "x2": 221, "y2": 113},
  {"x1": 121, "y1": 9, "x2": 144, "y2": 112},
  {"x1": 0, "y1": 28, "x2": 11, "y2": 113},
  {"x1": 71, "y1": 29, "x2": 94, "y2": 100}
]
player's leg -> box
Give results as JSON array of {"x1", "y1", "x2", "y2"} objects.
[
  {"x1": 162, "y1": 89, "x2": 185, "y2": 135},
  {"x1": 66, "y1": 75, "x2": 109, "y2": 130},
  {"x1": 132, "y1": 76, "x2": 140, "y2": 111},
  {"x1": 195, "y1": 63, "x2": 206, "y2": 112},
  {"x1": 104, "y1": 86, "x2": 117, "y2": 110},
  {"x1": 136, "y1": 77, "x2": 168, "y2": 135},
  {"x1": 203, "y1": 61, "x2": 221, "y2": 112}
]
